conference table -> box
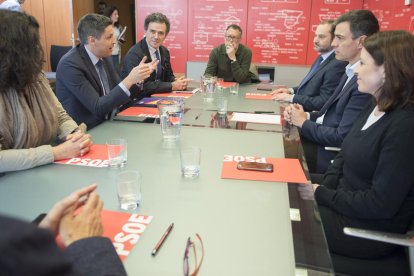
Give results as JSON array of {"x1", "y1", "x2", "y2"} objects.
[{"x1": 0, "y1": 83, "x2": 333, "y2": 275}]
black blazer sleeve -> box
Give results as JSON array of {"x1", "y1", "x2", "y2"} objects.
[{"x1": 0, "y1": 215, "x2": 126, "y2": 276}]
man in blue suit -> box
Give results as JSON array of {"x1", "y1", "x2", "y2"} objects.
[
  {"x1": 272, "y1": 20, "x2": 347, "y2": 112},
  {"x1": 56, "y1": 13, "x2": 157, "y2": 129},
  {"x1": 284, "y1": 10, "x2": 379, "y2": 174}
]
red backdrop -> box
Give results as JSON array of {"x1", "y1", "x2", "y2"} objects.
[{"x1": 135, "y1": 0, "x2": 414, "y2": 73}]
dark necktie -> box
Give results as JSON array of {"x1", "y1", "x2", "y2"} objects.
[
  {"x1": 297, "y1": 55, "x2": 323, "y2": 92},
  {"x1": 155, "y1": 50, "x2": 162, "y2": 80},
  {"x1": 96, "y1": 59, "x2": 111, "y2": 95}
]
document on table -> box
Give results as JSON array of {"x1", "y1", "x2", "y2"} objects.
[{"x1": 230, "y1": 112, "x2": 281, "y2": 125}]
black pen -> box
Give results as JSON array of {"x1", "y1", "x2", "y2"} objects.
[{"x1": 151, "y1": 223, "x2": 174, "y2": 256}]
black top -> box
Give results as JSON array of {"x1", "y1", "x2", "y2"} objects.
[{"x1": 315, "y1": 102, "x2": 414, "y2": 233}]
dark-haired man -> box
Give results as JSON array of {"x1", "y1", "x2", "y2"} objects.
[
  {"x1": 284, "y1": 10, "x2": 379, "y2": 173},
  {"x1": 272, "y1": 20, "x2": 347, "y2": 111},
  {"x1": 121, "y1": 12, "x2": 189, "y2": 95},
  {"x1": 204, "y1": 24, "x2": 253, "y2": 83},
  {"x1": 56, "y1": 13, "x2": 156, "y2": 129}
]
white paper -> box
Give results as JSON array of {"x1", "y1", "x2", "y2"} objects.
[{"x1": 230, "y1": 112, "x2": 281, "y2": 125}]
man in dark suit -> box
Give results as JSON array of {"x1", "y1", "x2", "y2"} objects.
[
  {"x1": 56, "y1": 13, "x2": 156, "y2": 129},
  {"x1": 121, "y1": 12, "x2": 189, "y2": 96},
  {"x1": 272, "y1": 20, "x2": 347, "y2": 112},
  {"x1": 0, "y1": 184, "x2": 127, "y2": 275},
  {"x1": 284, "y1": 10, "x2": 379, "y2": 174}
]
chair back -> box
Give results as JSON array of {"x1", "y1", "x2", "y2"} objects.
[{"x1": 50, "y1": 45, "x2": 72, "y2": 72}]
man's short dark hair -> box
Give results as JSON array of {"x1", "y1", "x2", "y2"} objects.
[
  {"x1": 336, "y1": 10, "x2": 379, "y2": 39},
  {"x1": 78, "y1": 13, "x2": 112, "y2": 44},
  {"x1": 226, "y1": 24, "x2": 243, "y2": 36},
  {"x1": 144, "y1": 12, "x2": 170, "y2": 35},
  {"x1": 320, "y1": 19, "x2": 335, "y2": 39}
]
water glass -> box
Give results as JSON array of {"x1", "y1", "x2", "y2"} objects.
[
  {"x1": 107, "y1": 138, "x2": 127, "y2": 168},
  {"x1": 180, "y1": 146, "x2": 201, "y2": 178},
  {"x1": 116, "y1": 170, "x2": 141, "y2": 210},
  {"x1": 157, "y1": 99, "x2": 184, "y2": 140},
  {"x1": 216, "y1": 97, "x2": 228, "y2": 115},
  {"x1": 230, "y1": 83, "x2": 239, "y2": 95}
]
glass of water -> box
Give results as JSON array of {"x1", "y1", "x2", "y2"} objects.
[
  {"x1": 107, "y1": 138, "x2": 127, "y2": 168},
  {"x1": 116, "y1": 170, "x2": 141, "y2": 210},
  {"x1": 180, "y1": 146, "x2": 201, "y2": 178}
]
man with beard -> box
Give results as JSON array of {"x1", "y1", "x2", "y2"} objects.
[{"x1": 271, "y1": 20, "x2": 347, "y2": 112}]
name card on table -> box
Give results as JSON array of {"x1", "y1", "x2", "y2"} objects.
[
  {"x1": 245, "y1": 93, "x2": 273, "y2": 100},
  {"x1": 54, "y1": 144, "x2": 109, "y2": 167},
  {"x1": 221, "y1": 155, "x2": 307, "y2": 183},
  {"x1": 117, "y1": 106, "x2": 159, "y2": 118},
  {"x1": 230, "y1": 112, "x2": 281, "y2": 125}
]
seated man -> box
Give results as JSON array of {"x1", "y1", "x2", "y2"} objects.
[
  {"x1": 0, "y1": 184, "x2": 126, "y2": 275},
  {"x1": 272, "y1": 20, "x2": 347, "y2": 111},
  {"x1": 121, "y1": 12, "x2": 189, "y2": 95},
  {"x1": 56, "y1": 13, "x2": 156, "y2": 129},
  {"x1": 284, "y1": 10, "x2": 379, "y2": 174},
  {"x1": 204, "y1": 24, "x2": 253, "y2": 83}
]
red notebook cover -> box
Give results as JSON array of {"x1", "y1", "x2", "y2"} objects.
[
  {"x1": 101, "y1": 210, "x2": 153, "y2": 261},
  {"x1": 245, "y1": 93, "x2": 273, "y2": 100},
  {"x1": 54, "y1": 144, "x2": 109, "y2": 167},
  {"x1": 217, "y1": 81, "x2": 237, "y2": 88},
  {"x1": 57, "y1": 209, "x2": 153, "y2": 261},
  {"x1": 151, "y1": 93, "x2": 193, "y2": 98},
  {"x1": 221, "y1": 155, "x2": 307, "y2": 183},
  {"x1": 117, "y1": 106, "x2": 159, "y2": 118}
]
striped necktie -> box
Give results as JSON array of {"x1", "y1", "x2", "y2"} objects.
[{"x1": 96, "y1": 59, "x2": 111, "y2": 95}]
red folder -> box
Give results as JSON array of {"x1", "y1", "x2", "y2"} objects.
[
  {"x1": 152, "y1": 93, "x2": 193, "y2": 98},
  {"x1": 221, "y1": 155, "x2": 307, "y2": 183},
  {"x1": 245, "y1": 93, "x2": 273, "y2": 100},
  {"x1": 54, "y1": 144, "x2": 109, "y2": 167},
  {"x1": 117, "y1": 106, "x2": 159, "y2": 118}
]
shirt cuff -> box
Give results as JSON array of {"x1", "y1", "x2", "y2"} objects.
[
  {"x1": 289, "y1": 95, "x2": 294, "y2": 103},
  {"x1": 118, "y1": 82, "x2": 130, "y2": 97},
  {"x1": 288, "y1": 88, "x2": 294, "y2": 94}
]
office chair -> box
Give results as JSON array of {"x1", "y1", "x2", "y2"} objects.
[
  {"x1": 50, "y1": 45, "x2": 72, "y2": 72},
  {"x1": 329, "y1": 224, "x2": 414, "y2": 276},
  {"x1": 249, "y1": 63, "x2": 260, "y2": 83}
]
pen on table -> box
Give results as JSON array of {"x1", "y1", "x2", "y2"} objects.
[{"x1": 151, "y1": 223, "x2": 174, "y2": 256}]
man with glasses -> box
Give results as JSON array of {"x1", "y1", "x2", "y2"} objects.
[
  {"x1": 204, "y1": 24, "x2": 253, "y2": 83},
  {"x1": 122, "y1": 12, "x2": 189, "y2": 95}
]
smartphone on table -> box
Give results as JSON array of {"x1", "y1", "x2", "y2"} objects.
[{"x1": 237, "y1": 161, "x2": 274, "y2": 172}]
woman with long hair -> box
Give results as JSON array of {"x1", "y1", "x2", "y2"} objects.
[
  {"x1": 0, "y1": 10, "x2": 92, "y2": 173},
  {"x1": 103, "y1": 5, "x2": 125, "y2": 71}
]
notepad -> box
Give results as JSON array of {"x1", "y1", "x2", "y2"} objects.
[{"x1": 230, "y1": 112, "x2": 281, "y2": 125}]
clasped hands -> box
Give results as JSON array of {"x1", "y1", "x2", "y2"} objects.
[
  {"x1": 297, "y1": 181, "x2": 320, "y2": 200},
  {"x1": 38, "y1": 184, "x2": 103, "y2": 246},
  {"x1": 283, "y1": 103, "x2": 307, "y2": 128}
]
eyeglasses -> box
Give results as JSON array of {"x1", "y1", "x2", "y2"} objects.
[
  {"x1": 183, "y1": 233, "x2": 204, "y2": 276},
  {"x1": 225, "y1": 35, "x2": 240, "y2": 41}
]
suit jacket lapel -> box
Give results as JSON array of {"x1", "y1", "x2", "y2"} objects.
[
  {"x1": 317, "y1": 73, "x2": 348, "y2": 116},
  {"x1": 78, "y1": 45, "x2": 104, "y2": 95}
]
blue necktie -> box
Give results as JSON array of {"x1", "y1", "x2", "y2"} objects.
[
  {"x1": 96, "y1": 59, "x2": 110, "y2": 95},
  {"x1": 297, "y1": 55, "x2": 323, "y2": 92},
  {"x1": 155, "y1": 51, "x2": 162, "y2": 80}
]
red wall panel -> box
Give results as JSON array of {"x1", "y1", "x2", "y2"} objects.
[
  {"x1": 246, "y1": 0, "x2": 312, "y2": 65},
  {"x1": 187, "y1": 0, "x2": 249, "y2": 61}
]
